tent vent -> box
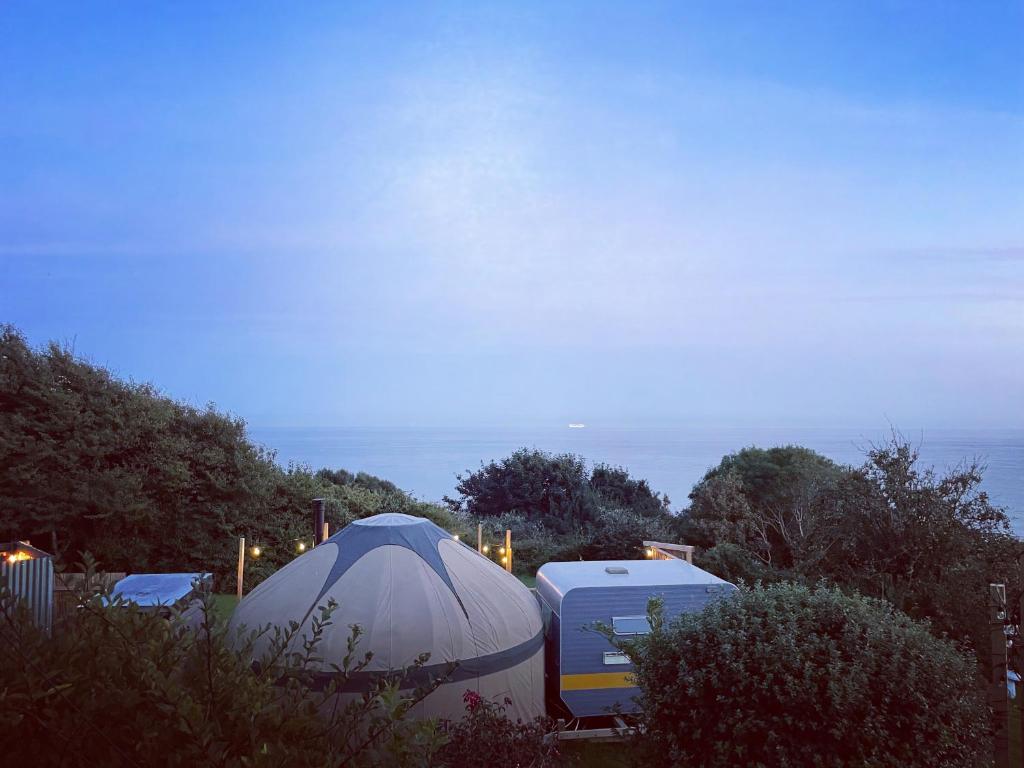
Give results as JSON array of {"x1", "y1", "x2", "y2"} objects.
[{"x1": 605, "y1": 566, "x2": 629, "y2": 575}]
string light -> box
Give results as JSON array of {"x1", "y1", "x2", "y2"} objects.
[
  {"x1": 482, "y1": 545, "x2": 490, "y2": 554},
  {"x1": 250, "y1": 546, "x2": 261, "y2": 558},
  {"x1": 645, "y1": 547, "x2": 655, "y2": 559},
  {"x1": 297, "y1": 542, "x2": 306, "y2": 553},
  {"x1": 499, "y1": 546, "x2": 506, "y2": 556},
  {"x1": 453, "y1": 534, "x2": 460, "y2": 541},
  {"x1": 500, "y1": 555, "x2": 508, "y2": 565}
]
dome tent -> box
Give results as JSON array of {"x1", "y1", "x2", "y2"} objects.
[{"x1": 230, "y1": 513, "x2": 545, "y2": 721}]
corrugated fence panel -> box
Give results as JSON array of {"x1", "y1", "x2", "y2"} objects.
[{"x1": 1, "y1": 556, "x2": 54, "y2": 635}]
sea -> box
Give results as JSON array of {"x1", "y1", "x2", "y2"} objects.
[{"x1": 248, "y1": 426, "x2": 1024, "y2": 535}]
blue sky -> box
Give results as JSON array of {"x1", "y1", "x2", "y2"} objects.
[{"x1": 2, "y1": 2, "x2": 1022, "y2": 428}]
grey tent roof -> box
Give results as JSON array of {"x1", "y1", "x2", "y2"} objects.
[{"x1": 315, "y1": 513, "x2": 462, "y2": 610}]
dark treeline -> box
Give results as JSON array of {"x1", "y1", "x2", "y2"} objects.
[
  {"x1": 0, "y1": 326, "x2": 458, "y2": 587},
  {"x1": 449, "y1": 441, "x2": 1022, "y2": 668},
  {"x1": 3, "y1": 324, "x2": 1020, "y2": 669}
]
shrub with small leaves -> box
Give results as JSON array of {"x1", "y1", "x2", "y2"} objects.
[
  {"x1": 0, "y1": 555, "x2": 448, "y2": 767},
  {"x1": 434, "y1": 690, "x2": 565, "y2": 768},
  {"x1": 623, "y1": 582, "x2": 990, "y2": 768}
]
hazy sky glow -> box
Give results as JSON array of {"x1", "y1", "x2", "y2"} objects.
[{"x1": 2, "y1": 2, "x2": 1022, "y2": 428}]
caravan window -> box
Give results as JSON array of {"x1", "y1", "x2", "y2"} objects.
[
  {"x1": 611, "y1": 616, "x2": 650, "y2": 636},
  {"x1": 603, "y1": 651, "x2": 630, "y2": 665}
]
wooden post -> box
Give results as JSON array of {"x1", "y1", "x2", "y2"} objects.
[
  {"x1": 1019, "y1": 584, "x2": 1024, "y2": 767},
  {"x1": 505, "y1": 529, "x2": 512, "y2": 574},
  {"x1": 990, "y1": 583, "x2": 1010, "y2": 768},
  {"x1": 323, "y1": 522, "x2": 329, "y2": 541},
  {"x1": 313, "y1": 498, "x2": 325, "y2": 545},
  {"x1": 477, "y1": 523, "x2": 483, "y2": 555},
  {"x1": 236, "y1": 537, "x2": 245, "y2": 599}
]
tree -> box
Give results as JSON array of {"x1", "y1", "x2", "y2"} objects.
[
  {"x1": 589, "y1": 464, "x2": 669, "y2": 516},
  {"x1": 826, "y1": 436, "x2": 1020, "y2": 654},
  {"x1": 685, "y1": 446, "x2": 845, "y2": 570},
  {"x1": 445, "y1": 449, "x2": 599, "y2": 532},
  {"x1": 624, "y1": 583, "x2": 989, "y2": 768},
  {"x1": 435, "y1": 691, "x2": 562, "y2": 768},
  {"x1": 445, "y1": 449, "x2": 678, "y2": 537}
]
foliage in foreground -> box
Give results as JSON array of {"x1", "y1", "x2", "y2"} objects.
[
  {"x1": 0, "y1": 560, "x2": 452, "y2": 768},
  {"x1": 436, "y1": 690, "x2": 563, "y2": 768},
  {"x1": 623, "y1": 583, "x2": 990, "y2": 768}
]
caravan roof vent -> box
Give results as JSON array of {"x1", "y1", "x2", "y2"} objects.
[{"x1": 605, "y1": 566, "x2": 629, "y2": 575}]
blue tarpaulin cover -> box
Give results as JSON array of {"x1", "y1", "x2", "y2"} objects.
[{"x1": 110, "y1": 573, "x2": 210, "y2": 607}]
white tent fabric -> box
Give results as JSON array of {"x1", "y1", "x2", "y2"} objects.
[{"x1": 230, "y1": 513, "x2": 544, "y2": 721}]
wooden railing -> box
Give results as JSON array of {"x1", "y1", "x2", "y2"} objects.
[{"x1": 643, "y1": 540, "x2": 694, "y2": 564}]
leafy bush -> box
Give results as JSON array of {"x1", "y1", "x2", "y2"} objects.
[
  {"x1": 435, "y1": 690, "x2": 564, "y2": 768},
  {"x1": 561, "y1": 506, "x2": 677, "y2": 562},
  {"x1": 447, "y1": 449, "x2": 600, "y2": 532},
  {"x1": 476, "y1": 506, "x2": 679, "y2": 576},
  {"x1": 0, "y1": 557, "x2": 449, "y2": 767},
  {"x1": 447, "y1": 448, "x2": 678, "y2": 566},
  {"x1": 476, "y1": 513, "x2": 573, "y2": 575},
  {"x1": 624, "y1": 583, "x2": 989, "y2": 768},
  {"x1": 589, "y1": 463, "x2": 669, "y2": 516},
  {"x1": 698, "y1": 542, "x2": 777, "y2": 585}
]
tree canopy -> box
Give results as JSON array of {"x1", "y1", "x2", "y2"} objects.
[
  {"x1": 681, "y1": 437, "x2": 1020, "y2": 663},
  {"x1": 445, "y1": 448, "x2": 668, "y2": 532},
  {"x1": 0, "y1": 326, "x2": 455, "y2": 585}
]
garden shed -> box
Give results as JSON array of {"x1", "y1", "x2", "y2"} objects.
[
  {"x1": 0, "y1": 541, "x2": 54, "y2": 634},
  {"x1": 536, "y1": 558, "x2": 736, "y2": 718}
]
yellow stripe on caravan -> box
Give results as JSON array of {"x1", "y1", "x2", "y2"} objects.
[{"x1": 561, "y1": 672, "x2": 635, "y2": 691}]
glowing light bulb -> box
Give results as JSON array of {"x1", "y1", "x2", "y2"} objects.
[
  {"x1": 453, "y1": 534, "x2": 460, "y2": 541},
  {"x1": 297, "y1": 542, "x2": 306, "y2": 553},
  {"x1": 500, "y1": 556, "x2": 508, "y2": 565},
  {"x1": 482, "y1": 545, "x2": 490, "y2": 554},
  {"x1": 645, "y1": 548, "x2": 654, "y2": 558},
  {"x1": 251, "y1": 546, "x2": 261, "y2": 558},
  {"x1": 499, "y1": 547, "x2": 506, "y2": 555}
]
